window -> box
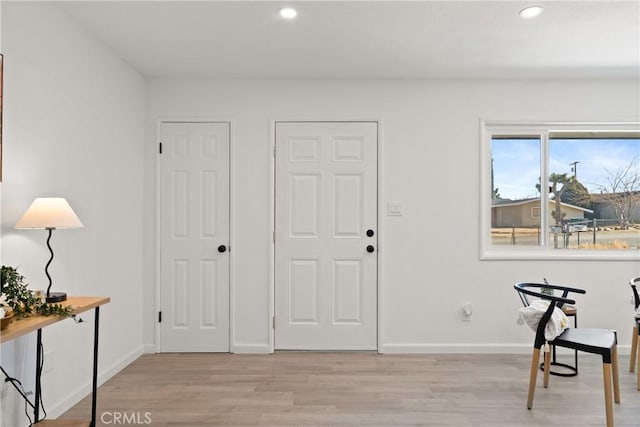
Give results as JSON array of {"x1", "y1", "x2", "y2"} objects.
[{"x1": 481, "y1": 122, "x2": 640, "y2": 259}]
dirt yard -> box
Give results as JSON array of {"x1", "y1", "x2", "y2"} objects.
[{"x1": 491, "y1": 227, "x2": 640, "y2": 249}]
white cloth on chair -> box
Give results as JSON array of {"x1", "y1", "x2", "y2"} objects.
[{"x1": 517, "y1": 299, "x2": 569, "y2": 341}]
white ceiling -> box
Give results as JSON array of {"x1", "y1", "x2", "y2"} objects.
[{"x1": 58, "y1": 0, "x2": 640, "y2": 79}]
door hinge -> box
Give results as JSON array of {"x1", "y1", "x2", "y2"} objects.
[
  {"x1": 272, "y1": 316, "x2": 275, "y2": 329},
  {"x1": 158, "y1": 311, "x2": 162, "y2": 323},
  {"x1": 159, "y1": 142, "x2": 163, "y2": 154},
  {"x1": 273, "y1": 231, "x2": 275, "y2": 243},
  {"x1": 273, "y1": 146, "x2": 276, "y2": 157}
]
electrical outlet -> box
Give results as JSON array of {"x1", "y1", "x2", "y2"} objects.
[{"x1": 462, "y1": 303, "x2": 473, "y2": 321}]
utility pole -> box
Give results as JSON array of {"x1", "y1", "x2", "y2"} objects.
[{"x1": 569, "y1": 161, "x2": 580, "y2": 179}]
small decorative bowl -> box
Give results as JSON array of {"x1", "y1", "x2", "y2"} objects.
[{"x1": 1, "y1": 313, "x2": 15, "y2": 330}]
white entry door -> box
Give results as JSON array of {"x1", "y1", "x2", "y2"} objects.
[
  {"x1": 274, "y1": 122, "x2": 378, "y2": 350},
  {"x1": 159, "y1": 122, "x2": 230, "y2": 352}
]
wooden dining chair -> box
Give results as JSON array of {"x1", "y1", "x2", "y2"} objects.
[
  {"x1": 514, "y1": 282, "x2": 620, "y2": 427},
  {"x1": 629, "y1": 276, "x2": 640, "y2": 390}
]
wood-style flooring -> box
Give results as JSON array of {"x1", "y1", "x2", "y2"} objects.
[{"x1": 59, "y1": 352, "x2": 640, "y2": 426}]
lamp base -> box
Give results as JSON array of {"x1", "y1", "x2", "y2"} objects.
[{"x1": 46, "y1": 292, "x2": 67, "y2": 303}]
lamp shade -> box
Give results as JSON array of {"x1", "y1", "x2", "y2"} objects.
[{"x1": 15, "y1": 198, "x2": 84, "y2": 229}]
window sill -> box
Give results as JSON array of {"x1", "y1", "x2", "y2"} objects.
[{"x1": 481, "y1": 247, "x2": 640, "y2": 261}]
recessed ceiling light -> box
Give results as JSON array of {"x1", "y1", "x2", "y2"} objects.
[
  {"x1": 519, "y1": 6, "x2": 544, "y2": 19},
  {"x1": 279, "y1": 8, "x2": 297, "y2": 19}
]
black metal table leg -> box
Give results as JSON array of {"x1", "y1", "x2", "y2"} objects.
[
  {"x1": 34, "y1": 328, "x2": 43, "y2": 423},
  {"x1": 91, "y1": 306, "x2": 100, "y2": 427}
]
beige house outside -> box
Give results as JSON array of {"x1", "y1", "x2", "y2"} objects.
[{"x1": 491, "y1": 198, "x2": 593, "y2": 228}]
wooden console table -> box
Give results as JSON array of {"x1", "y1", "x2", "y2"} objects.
[{"x1": 0, "y1": 296, "x2": 110, "y2": 427}]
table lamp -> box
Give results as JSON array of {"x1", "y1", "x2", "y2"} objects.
[{"x1": 15, "y1": 197, "x2": 84, "y2": 303}]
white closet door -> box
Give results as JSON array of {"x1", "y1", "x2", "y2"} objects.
[
  {"x1": 275, "y1": 121, "x2": 378, "y2": 350},
  {"x1": 159, "y1": 122, "x2": 230, "y2": 352}
]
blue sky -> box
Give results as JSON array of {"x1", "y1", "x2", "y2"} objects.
[{"x1": 492, "y1": 138, "x2": 640, "y2": 200}]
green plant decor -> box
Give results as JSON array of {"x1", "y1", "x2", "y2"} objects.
[
  {"x1": 541, "y1": 277, "x2": 555, "y2": 297},
  {"x1": 542, "y1": 277, "x2": 564, "y2": 309},
  {"x1": 0, "y1": 265, "x2": 72, "y2": 318}
]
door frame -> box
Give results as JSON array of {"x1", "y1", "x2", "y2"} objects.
[
  {"x1": 154, "y1": 118, "x2": 235, "y2": 353},
  {"x1": 269, "y1": 118, "x2": 384, "y2": 353}
]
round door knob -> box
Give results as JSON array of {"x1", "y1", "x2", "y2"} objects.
[
  {"x1": 366, "y1": 245, "x2": 375, "y2": 253},
  {"x1": 218, "y1": 245, "x2": 227, "y2": 253},
  {"x1": 366, "y1": 229, "x2": 375, "y2": 237}
]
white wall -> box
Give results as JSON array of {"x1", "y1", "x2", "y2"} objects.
[
  {"x1": 0, "y1": 3, "x2": 145, "y2": 425},
  {"x1": 144, "y1": 78, "x2": 639, "y2": 353},
  {"x1": 0, "y1": 0, "x2": 638, "y2": 424}
]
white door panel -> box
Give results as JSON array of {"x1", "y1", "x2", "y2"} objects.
[
  {"x1": 159, "y1": 122, "x2": 230, "y2": 352},
  {"x1": 275, "y1": 122, "x2": 378, "y2": 350}
]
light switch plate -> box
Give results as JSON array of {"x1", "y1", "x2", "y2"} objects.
[{"x1": 388, "y1": 201, "x2": 404, "y2": 216}]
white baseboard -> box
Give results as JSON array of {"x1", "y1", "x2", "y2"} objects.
[
  {"x1": 381, "y1": 343, "x2": 532, "y2": 354},
  {"x1": 231, "y1": 343, "x2": 272, "y2": 354},
  {"x1": 144, "y1": 342, "x2": 271, "y2": 354},
  {"x1": 381, "y1": 343, "x2": 633, "y2": 355},
  {"x1": 47, "y1": 345, "x2": 144, "y2": 419}
]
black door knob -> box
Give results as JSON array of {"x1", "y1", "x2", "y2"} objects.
[
  {"x1": 366, "y1": 229, "x2": 375, "y2": 237},
  {"x1": 218, "y1": 245, "x2": 227, "y2": 253},
  {"x1": 366, "y1": 245, "x2": 375, "y2": 253}
]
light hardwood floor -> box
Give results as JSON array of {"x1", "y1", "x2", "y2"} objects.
[{"x1": 60, "y1": 352, "x2": 640, "y2": 426}]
